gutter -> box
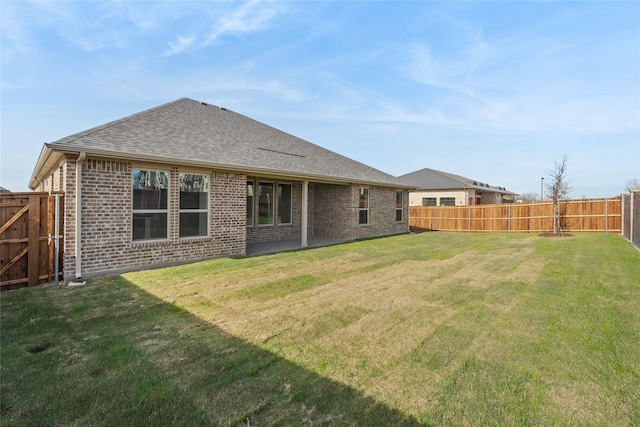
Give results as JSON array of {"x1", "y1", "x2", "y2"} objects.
[
  {"x1": 75, "y1": 152, "x2": 86, "y2": 279},
  {"x1": 44, "y1": 145, "x2": 417, "y2": 189}
]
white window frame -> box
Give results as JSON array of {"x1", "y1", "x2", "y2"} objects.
[
  {"x1": 131, "y1": 168, "x2": 170, "y2": 242},
  {"x1": 178, "y1": 172, "x2": 209, "y2": 239},
  {"x1": 423, "y1": 197, "x2": 437, "y2": 207},
  {"x1": 396, "y1": 190, "x2": 403, "y2": 222},
  {"x1": 440, "y1": 197, "x2": 456, "y2": 206},
  {"x1": 359, "y1": 187, "x2": 369, "y2": 225}
]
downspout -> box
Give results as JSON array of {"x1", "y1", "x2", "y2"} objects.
[
  {"x1": 54, "y1": 193, "x2": 60, "y2": 280},
  {"x1": 301, "y1": 180, "x2": 309, "y2": 248},
  {"x1": 75, "y1": 152, "x2": 86, "y2": 279}
]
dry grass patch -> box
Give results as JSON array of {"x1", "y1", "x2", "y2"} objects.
[{"x1": 125, "y1": 234, "x2": 561, "y2": 418}]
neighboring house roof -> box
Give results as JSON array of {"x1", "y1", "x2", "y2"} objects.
[
  {"x1": 0, "y1": 186, "x2": 10, "y2": 193},
  {"x1": 30, "y1": 98, "x2": 414, "y2": 190},
  {"x1": 399, "y1": 167, "x2": 517, "y2": 195}
]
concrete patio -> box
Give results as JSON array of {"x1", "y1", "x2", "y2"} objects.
[{"x1": 246, "y1": 237, "x2": 344, "y2": 256}]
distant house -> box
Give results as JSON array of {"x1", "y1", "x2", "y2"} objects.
[
  {"x1": 399, "y1": 168, "x2": 517, "y2": 206},
  {"x1": 0, "y1": 186, "x2": 10, "y2": 193},
  {"x1": 29, "y1": 98, "x2": 413, "y2": 280}
]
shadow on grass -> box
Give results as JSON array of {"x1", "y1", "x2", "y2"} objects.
[{"x1": 1, "y1": 277, "x2": 421, "y2": 426}]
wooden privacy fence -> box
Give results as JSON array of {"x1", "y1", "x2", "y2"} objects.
[
  {"x1": 621, "y1": 191, "x2": 640, "y2": 248},
  {"x1": 410, "y1": 197, "x2": 621, "y2": 233},
  {"x1": 1, "y1": 192, "x2": 64, "y2": 291}
]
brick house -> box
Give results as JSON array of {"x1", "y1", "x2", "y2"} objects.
[
  {"x1": 399, "y1": 167, "x2": 517, "y2": 207},
  {"x1": 29, "y1": 98, "x2": 413, "y2": 280}
]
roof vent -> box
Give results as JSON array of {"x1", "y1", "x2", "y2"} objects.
[
  {"x1": 201, "y1": 102, "x2": 208, "y2": 106},
  {"x1": 219, "y1": 107, "x2": 227, "y2": 111},
  {"x1": 473, "y1": 181, "x2": 477, "y2": 186}
]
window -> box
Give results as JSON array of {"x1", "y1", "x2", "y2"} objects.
[
  {"x1": 440, "y1": 197, "x2": 455, "y2": 206},
  {"x1": 179, "y1": 173, "x2": 209, "y2": 238},
  {"x1": 359, "y1": 187, "x2": 369, "y2": 225},
  {"x1": 246, "y1": 181, "x2": 254, "y2": 226},
  {"x1": 132, "y1": 169, "x2": 169, "y2": 241},
  {"x1": 396, "y1": 191, "x2": 403, "y2": 222},
  {"x1": 258, "y1": 182, "x2": 274, "y2": 225},
  {"x1": 278, "y1": 183, "x2": 292, "y2": 224},
  {"x1": 422, "y1": 197, "x2": 437, "y2": 207}
]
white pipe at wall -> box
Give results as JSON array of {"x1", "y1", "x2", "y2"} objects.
[
  {"x1": 301, "y1": 180, "x2": 308, "y2": 248},
  {"x1": 75, "y1": 152, "x2": 86, "y2": 279},
  {"x1": 54, "y1": 193, "x2": 60, "y2": 281}
]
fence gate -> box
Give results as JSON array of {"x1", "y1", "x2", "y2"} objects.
[{"x1": 1, "y1": 192, "x2": 64, "y2": 291}]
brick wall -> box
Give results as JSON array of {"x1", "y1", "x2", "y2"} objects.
[
  {"x1": 311, "y1": 184, "x2": 409, "y2": 240},
  {"x1": 37, "y1": 155, "x2": 408, "y2": 279},
  {"x1": 310, "y1": 183, "x2": 354, "y2": 240},
  {"x1": 40, "y1": 156, "x2": 247, "y2": 280},
  {"x1": 211, "y1": 170, "x2": 247, "y2": 251},
  {"x1": 37, "y1": 162, "x2": 66, "y2": 193}
]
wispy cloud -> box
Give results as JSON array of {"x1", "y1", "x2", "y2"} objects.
[
  {"x1": 396, "y1": 14, "x2": 640, "y2": 135},
  {"x1": 165, "y1": 36, "x2": 195, "y2": 56},
  {"x1": 202, "y1": 0, "x2": 280, "y2": 46},
  {"x1": 0, "y1": 1, "x2": 53, "y2": 64},
  {"x1": 165, "y1": 0, "x2": 282, "y2": 56}
]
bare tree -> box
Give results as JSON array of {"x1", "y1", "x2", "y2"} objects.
[
  {"x1": 625, "y1": 178, "x2": 640, "y2": 193},
  {"x1": 546, "y1": 154, "x2": 572, "y2": 233},
  {"x1": 517, "y1": 192, "x2": 539, "y2": 202}
]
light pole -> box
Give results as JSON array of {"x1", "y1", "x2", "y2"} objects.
[{"x1": 540, "y1": 177, "x2": 544, "y2": 201}]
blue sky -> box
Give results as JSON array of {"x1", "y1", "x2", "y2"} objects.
[{"x1": 2, "y1": 1, "x2": 639, "y2": 197}]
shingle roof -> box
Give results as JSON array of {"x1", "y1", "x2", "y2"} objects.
[
  {"x1": 399, "y1": 167, "x2": 517, "y2": 195},
  {"x1": 31, "y1": 98, "x2": 413, "y2": 189}
]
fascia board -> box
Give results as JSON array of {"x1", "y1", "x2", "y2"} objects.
[{"x1": 44, "y1": 146, "x2": 416, "y2": 190}]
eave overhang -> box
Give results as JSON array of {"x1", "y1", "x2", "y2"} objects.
[{"x1": 30, "y1": 145, "x2": 416, "y2": 190}]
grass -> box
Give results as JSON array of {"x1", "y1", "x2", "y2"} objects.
[{"x1": 2, "y1": 232, "x2": 639, "y2": 426}]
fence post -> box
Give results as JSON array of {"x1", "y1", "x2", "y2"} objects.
[
  {"x1": 27, "y1": 194, "x2": 41, "y2": 287},
  {"x1": 468, "y1": 205, "x2": 471, "y2": 233},
  {"x1": 433, "y1": 206, "x2": 437, "y2": 230},
  {"x1": 621, "y1": 195, "x2": 625, "y2": 237},
  {"x1": 508, "y1": 203, "x2": 511, "y2": 233},
  {"x1": 605, "y1": 198, "x2": 608, "y2": 233},
  {"x1": 631, "y1": 191, "x2": 636, "y2": 245}
]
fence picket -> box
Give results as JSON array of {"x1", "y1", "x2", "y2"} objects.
[
  {"x1": 410, "y1": 197, "x2": 622, "y2": 233},
  {"x1": 1, "y1": 192, "x2": 64, "y2": 290}
]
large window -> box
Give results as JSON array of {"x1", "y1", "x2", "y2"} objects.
[
  {"x1": 246, "y1": 181, "x2": 254, "y2": 226},
  {"x1": 179, "y1": 173, "x2": 209, "y2": 238},
  {"x1": 278, "y1": 183, "x2": 292, "y2": 224},
  {"x1": 396, "y1": 191, "x2": 403, "y2": 222},
  {"x1": 440, "y1": 197, "x2": 456, "y2": 206},
  {"x1": 359, "y1": 187, "x2": 369, "y2": 225},
  {"x1": 132, "y1": 169, "x2": 169, "y2": 241},
  {"x1": 258, "y1": 182, "x2": 274, "y2": 225},
  {"x1": 422, "y1": 197, "x2": 437, "y2": 206}
]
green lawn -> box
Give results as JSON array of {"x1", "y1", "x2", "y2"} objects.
[{"x1": 2, "y1": 232, "x2": 639, "y2": 426}]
